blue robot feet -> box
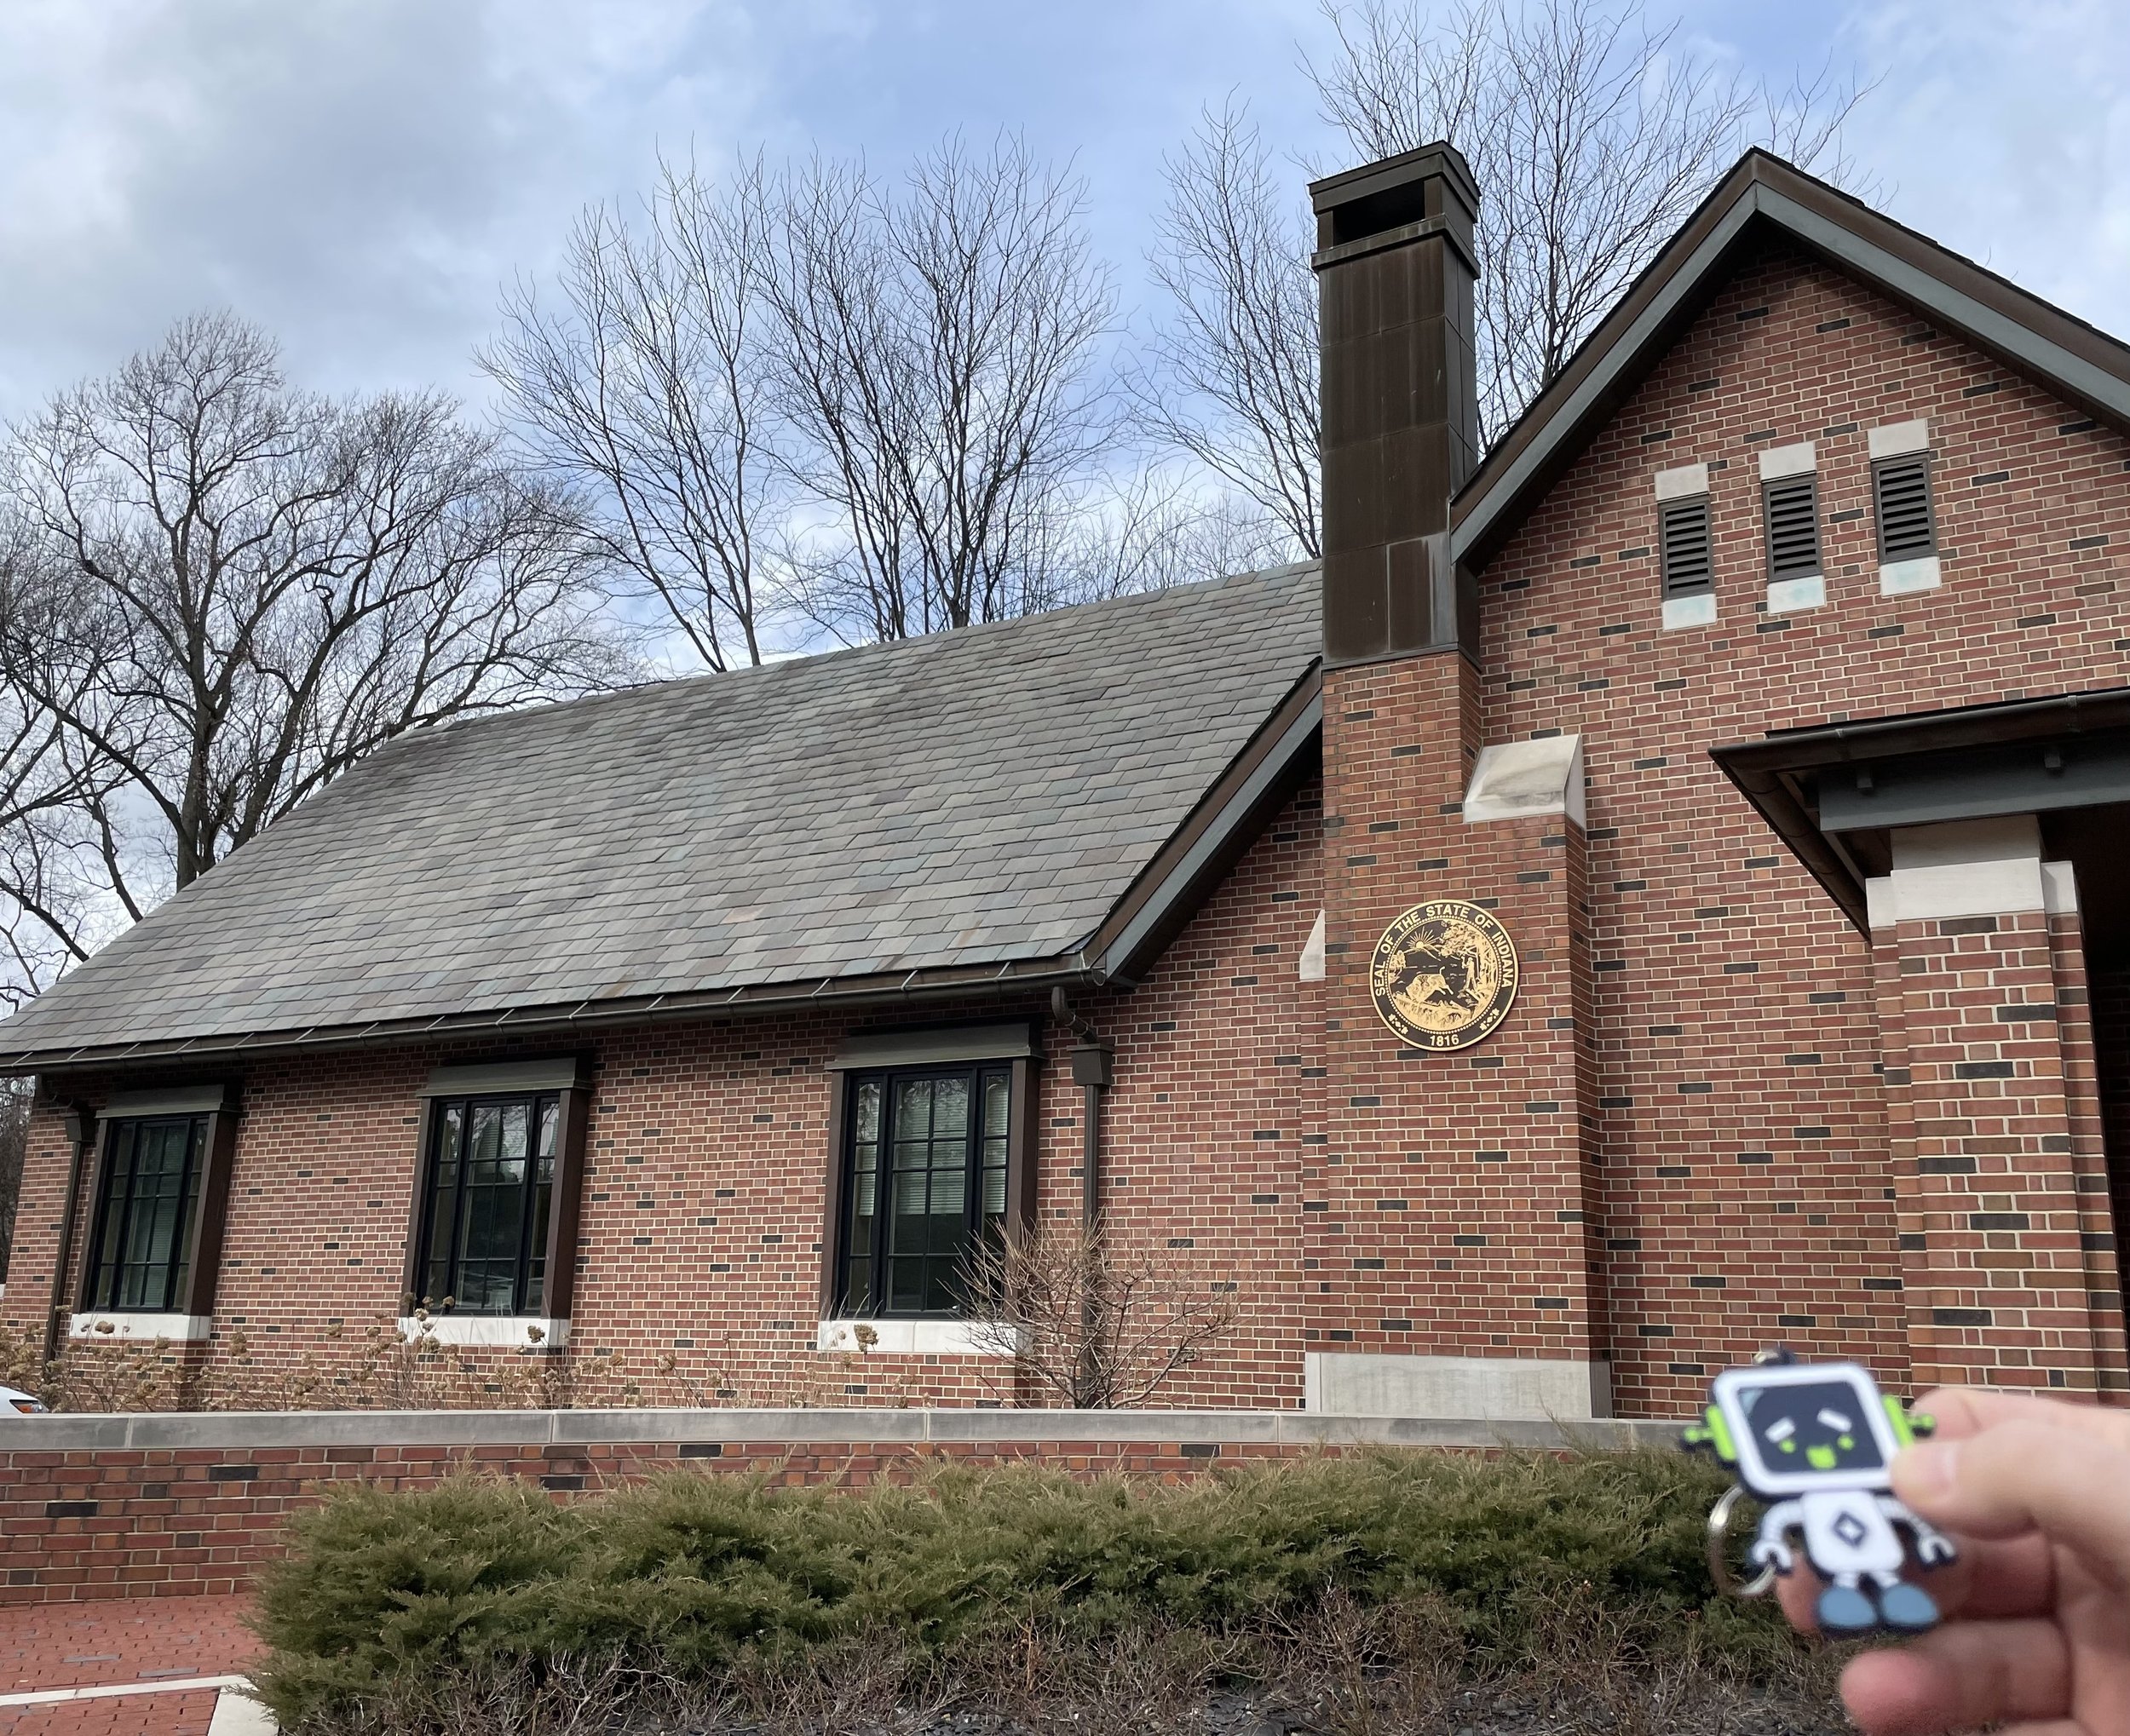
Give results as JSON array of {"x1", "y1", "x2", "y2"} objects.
[
  {"x1": 1816, "y1": 1583, "x2": 1879, "y2": 1633},
  {"x1": 1816, "y1": 1579, "x2": 1941, "y2": 1634},
  {"x1": 1877, "y1": 1581, "x2": 1941, "y2": 1632}
]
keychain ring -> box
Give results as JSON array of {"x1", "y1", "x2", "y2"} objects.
[{"x1": 1707, "y1": 1483, "x2": 1777, "y2": 1599}]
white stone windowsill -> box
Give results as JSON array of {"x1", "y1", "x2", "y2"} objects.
[
  {"x1": 817, "y1": 1319, "x2": 1021, "y2": 1357},
  {"x1": 1880, "y1": 555, "x2": 1941, "y2": 595},
  {"x1": 1661, "y1": 591, "x2": 1716, "y2": 630},
  {"x1": 400, "y1": 1314, "x2": 568, "y2": 1350},
  {"x1": 71, "y1": 1312, "x2": 210, "y2": 1343},
  {"x1": 1764, "y1": 573, "x2": 1825, "y2": 614}
]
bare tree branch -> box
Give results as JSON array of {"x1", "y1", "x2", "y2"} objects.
[
  {"x1": 1131, "y1": 101, "x2": 1322, "y2": 560},
  {"x1": 482, "y1": 152, "x2": 789, "y2": 672},
  {"x1": 764, "y1": 135, "x2": 1121, "y2": 643},
  {"x1": 964, "y1": 1217, "x2": 1239, "y2": 1409},
  {"x1": 1304, "y1": 0, "x2": 1875, "y2": 445},
  {"x1": 0, "y1": 312, "x2": 628, "y2": 967}
]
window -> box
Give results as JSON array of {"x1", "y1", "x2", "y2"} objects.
[
  {"x1": 1763, "y1": 474, "x2": 1822, "y2": 580},
  {"x1": 1659, "y1": 496, "x2": 1713, "y2": 596},
  {"x1": 837, "y1": 1064, "x2": 1014, "y2": 1317},
  {"x1": 1874, "y1": 454, "x2": 1936, "y2": 560},
  {"x1": 414, "y1": 1092, "x2": 560, "y2": 1315},
  {"x1": 83, "y1": 1116, "x2": 206, "y2": 1312}
]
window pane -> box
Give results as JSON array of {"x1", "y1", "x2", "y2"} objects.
[
  {"x1": 842, "y1": 1066, "x2": 1016, "y2": 1319},
  {"x1": 981, "y1": 1074, "x2": 1010, "y2": 1219},
  {"x1": 421, "y1": 1102, "x2": 465, "y2": 1307},
  {"x1": 842, "y1": 1080, "x2": 882, "y2": 1313},
  {"x1": 420, "y1": 1095, "x2": 551, "y2": 1315},
  {"x1": 87, "y1": 1117, "x2": 202, "y2": 1313},
  {"x1": 87, "y1": 1124, "x2": 136, "y2": 1309},
  {"x1": 524, "y1": 1097, "x2": 557, "y2": 1314}
]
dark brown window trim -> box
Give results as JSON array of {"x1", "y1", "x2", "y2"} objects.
[
  {"x1": 399, "y1": 1055, "x2": 592, "y2": 1323},
  {"x1": 76, "y1": 1082, "x2": 240, "y2": 1321},
  {"x1": 817, "y1": 1038, "x2": 1041, "y2": 1322}
]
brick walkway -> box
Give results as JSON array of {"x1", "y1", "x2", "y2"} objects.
[{"x1": 0, "y1": 1598, "x2": 266, "y2": 1734}]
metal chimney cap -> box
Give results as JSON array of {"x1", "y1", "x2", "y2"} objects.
[{"x1": 1307, "y1": 140, "x2": 1479, "y2": 218}]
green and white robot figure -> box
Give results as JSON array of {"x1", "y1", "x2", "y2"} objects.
[{"x1": 1684, "y1": 1351, "x2": 1958, "y2": 1634}]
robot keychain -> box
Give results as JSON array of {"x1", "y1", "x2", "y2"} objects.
[{"x1": 1684, "y1": 1349, "x2": 1958, "y2": 1634}]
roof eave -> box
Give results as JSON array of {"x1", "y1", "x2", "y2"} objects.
[
  {"x1": 1451, "y1": 151, "x2": 2130, "y2": 572},
  {"x1": 0, "y1": 953, "x2": 1108, "y2": 1078},
  {"x1": 5, "y1": 663, "x2": 1333, "y2": 1080}
]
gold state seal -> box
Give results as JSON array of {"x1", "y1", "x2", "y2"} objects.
[{"x1": 1369, "y1": 900, "x2": 1519, "y2": 1051}]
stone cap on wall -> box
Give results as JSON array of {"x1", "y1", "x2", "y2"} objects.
[{"x1": 0, "y1": 1407, "x2": 1684, "y2": 1453}]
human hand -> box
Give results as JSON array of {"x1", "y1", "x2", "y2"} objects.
[
  {"x1": 1775, "y1": 1388, "x2": 2130, "y2": 1734},
  {"x1": 1907, "y1": 1520, "x2": 1958, "y2": 1568}
]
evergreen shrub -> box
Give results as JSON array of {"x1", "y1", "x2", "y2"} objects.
[{"x1": 251, "y1": 1448, "x2": 1793, "y2": 1727}]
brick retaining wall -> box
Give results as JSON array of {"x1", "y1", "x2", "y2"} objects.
[{"x1": 0, "y1": 1408, "x2": 1673, "y2": 1604}]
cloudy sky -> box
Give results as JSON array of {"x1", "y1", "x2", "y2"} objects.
[{"x1": 0, "y1": 0, "x2": 2125, "y2": 421}]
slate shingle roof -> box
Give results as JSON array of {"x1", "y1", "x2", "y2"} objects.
[{"x1": 0, "y1": 565, "x2": 1321, "y2": 1066}]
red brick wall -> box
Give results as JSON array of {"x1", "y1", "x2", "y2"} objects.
[
  {"x1": 4, "y1": 786, "x2": 1322, "y2": 1413},
  {"x1": 1465, "y1": 237, "x2": 2130, "y2": 1411},
  {"x1": 1313, "y1": 652, "x2": 1607, "y2": 1377},
  {"x1": 8, "y1": 236, "x2": 2130, "y2": 1422},
  {"x1": 0, "y1": 1434, "x2": 1343, "y2": 1605}
]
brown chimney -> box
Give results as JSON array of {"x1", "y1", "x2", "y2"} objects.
[{"x1": 1310, "y1": 143, "x2": 1480, "y2": 665}]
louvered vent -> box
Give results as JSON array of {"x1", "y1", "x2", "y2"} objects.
[
  {"x1": 1763, "y1": 475, "x2": 1821, "y2": 579},
  {"x1": 1875, "y1": 455, "x2": 1936, "y2": 560},
  {"x1": 1659, "y1": 497, "x2": 1713, "y2": 596}
]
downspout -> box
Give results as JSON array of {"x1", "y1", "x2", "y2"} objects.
[
  {"x1": 1071, "y1": 1040, "x2": 1113, "y2": 1227},
  {"x1": 42, "y1": 1104, "x2": 93, "y2": 1375},
  {"x1": 1050, "y1": 989, "x2": 1113, "y2": 1228},
  {"x1": 1052, "y1": 991, "x2": 1113, "y2": 1405}
]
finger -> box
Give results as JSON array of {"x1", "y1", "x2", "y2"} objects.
[
  {"x1": 1913, "y1": 1387, "x2": 2130, "y2": 1452},
  {"x1": 1894, "y1": 1422, "x2": 2130, "y2": 1575},
  {"x1": 1931, "y1": 1532, "x2": 2055, "y2": 1621},
  {"x1": 1839, "y1": 1618, "x2": 2070, "y2": 1736},
  {"x1": 1775, "y1": 1557, "x2": 1822, "y2": 1631}
]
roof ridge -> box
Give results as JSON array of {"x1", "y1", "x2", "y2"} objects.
[{"x1": 416, "y1": 559, "x2": 1322, "y2": 749}]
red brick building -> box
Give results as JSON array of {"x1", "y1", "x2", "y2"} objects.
[{"x1": 3, "y1": 147, "x2": 2127, "y2": 1419}]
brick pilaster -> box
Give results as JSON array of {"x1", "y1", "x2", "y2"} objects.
[
  {"x1": 1876, "y1": 903, "x2": 2104, "y2": 1393},
  {"x1": 1310, "y1": 651, "x2": 1605, "y2": 1413}
]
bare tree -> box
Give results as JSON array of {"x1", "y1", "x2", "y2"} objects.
[
  {"x1": 766, "y1": 136, "x2": 1120, "y2": 643},
  {"x1": 0, "y1": 312, "x2": 625, "y2": 940},
  {"x1": 1306, "y1": 0, "x2": 1873, "y2": 444},
  {"x1": 0, "y1": 681, "x2": 101, "y2": 1006},
  {"x1": 482, "y1": 153, "x2": 789, "y2": 672},
  {"x1": 1134, "y1": 102, "x2": 1323, "y2": 560},
  {"x1": 1010, "y1": 467, "x2": 1301, "y2": 616},
  {"x1": 964, "y1": 1219, "x2": 1239, "y2": 1409}
]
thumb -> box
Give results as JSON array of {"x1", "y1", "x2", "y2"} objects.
[{"x1": 1894, "y1": 1419, "x2": 2130, "y2": 1586}]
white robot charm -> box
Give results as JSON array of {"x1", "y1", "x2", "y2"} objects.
[{"x1": 1684, "y1": 1352, "x2": 1957, "y2": 1634}]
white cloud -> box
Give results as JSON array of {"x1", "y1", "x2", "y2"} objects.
[
  {"x1": 1838, "y1": 0, "x2": 2130, "y2": 333},
  {"x1": 2, "y1": 0, "x2": 2121, "y2": 429},
  {"x1": 0, "y1": 0, "x2": 770, "y2": 412}
]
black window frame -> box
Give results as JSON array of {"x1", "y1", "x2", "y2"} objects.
[
  {"x1": 1658, "y1": 494, "x2": 1714, "y2": 598},
  {"x1": 1761, "y1": 472, "x2": 1822, "y2": 582},
  {"x1": 832, "y1": 1061, "x2": 1021, "y2": 1319},
  {"x1": 1874, "y1": 451, "x2": 1937, "y2": 561},
  {"x1": 81, "y1": 1113, "x2": 209, "y2": 1313},
  {"x1": 412, "y1": 1089, "x2": 564, "y2": 1318}
]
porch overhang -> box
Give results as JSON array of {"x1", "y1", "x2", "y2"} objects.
[{"x1": 1710, "y1": 686, "x2": 2130, "y2": 933}]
